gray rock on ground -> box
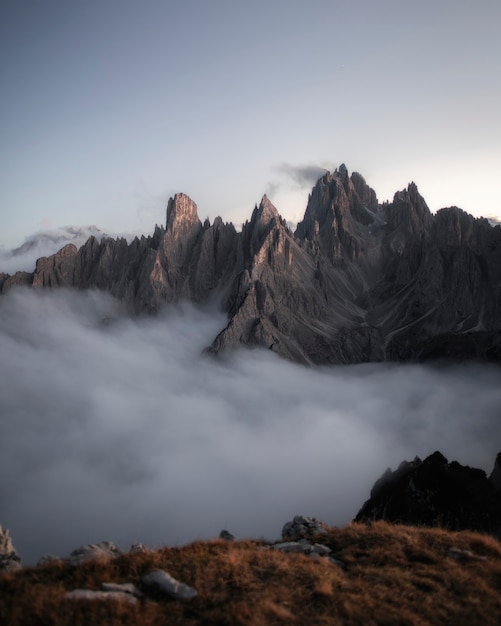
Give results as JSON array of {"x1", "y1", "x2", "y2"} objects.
[
  {"x1": 281, "y1": 515, "x2": 328, "y2": 541},
  {"x1": 142, "y1": 569, "x2": 197, "y2": 600},
  {"x1": 67, "y1": 541, "x2": 122, "y2": 566},
  {"x1": 101, "y1": 582, "x2": 141, "y2": 596},
  {"x1": 65, "y1": 589, "x2": 138, "y2": 604},
  {"x1": 272, "y1": 540, "x2": 331, "y2": 555}
]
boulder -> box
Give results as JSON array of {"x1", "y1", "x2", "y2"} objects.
[
  {"x1": 101, "y1": 582, "x2": 141, "y2": 596},
  {"x1": 141, "y1": 569, "x2": 197, "y2": 600},
  {"x1": 272, "y1": 540, "x2": 331, "y2": 557},
  {"x1": 281, "y1": 515, "x2": 328, "y2": 541},
  {"x1": 67, "y1": 541, "x2": 122, "y2": 566},
  {"x1": 65, "y1": 589, "x2": 138, "y2": 604}
]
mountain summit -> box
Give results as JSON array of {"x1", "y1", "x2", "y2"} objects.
[{"x1": 1, "y1": 166, "x2": 500, "y2": 364}]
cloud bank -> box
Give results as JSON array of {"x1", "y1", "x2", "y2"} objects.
[{"x1": 0, "y1": 288, "x2": 500, "y2": 564}]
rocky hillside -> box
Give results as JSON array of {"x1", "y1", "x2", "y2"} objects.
[
  {"x1": 2, "y1": 452, "x2": 501, "y2": 624},
  {"x1": 1, "y1": 519, "x2": 501, "y2": 625},
  {"x1": 2, "y1": 165, "x2": 501, "y2": 364}
]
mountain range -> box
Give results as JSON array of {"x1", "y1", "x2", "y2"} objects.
[{"x1": 2, "y1": 165, "x2": 501, "y2": 364}]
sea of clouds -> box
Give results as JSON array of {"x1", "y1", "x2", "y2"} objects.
[{"x1": 1, "y1": 288, "x2": 500, "y2": 564}]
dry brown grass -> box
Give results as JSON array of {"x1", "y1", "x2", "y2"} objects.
[{"x1": 1, "y1": 522, "x2": 500, "y2": 625}]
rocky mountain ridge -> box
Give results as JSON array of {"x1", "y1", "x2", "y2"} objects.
[
  {"x1": 2, "y1": 165, "x2": 500, "y2": 364},
  {"x1": 3, "y1": 511, "x2": 501, "y2": 626}
]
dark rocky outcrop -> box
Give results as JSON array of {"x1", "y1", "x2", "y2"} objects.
[
  {"x1": 354, "y1": 452, "x2": 501, "y2": 535},
  {"x1": 2, "y1": 166, "x2": 501, "y2": 364}
]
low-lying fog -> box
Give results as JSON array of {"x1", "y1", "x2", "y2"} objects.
[{"x1": 1, "y1": 288, "x2": 500, "y2": 564}]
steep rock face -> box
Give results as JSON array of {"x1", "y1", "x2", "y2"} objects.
[
  {"x1": 376, "y1": 204, "x2": 501, "y2": 361},
  {"x1": 1, "y1": 165, "x2": 500, "y2": 364},
  {"x1": 32, "y1": 243, "x2": 79, "y2": 287},
  {"x1": 210, "y1": 194, "x2": 383, "y2": 364},
  {"x1": 354, "y1": 452, "x2": 501, "y2": 535}
]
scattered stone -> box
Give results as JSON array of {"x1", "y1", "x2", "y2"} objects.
[
  {"x1": 219, "y1": 529, "x2": 235, "y2": 541},
  {"x1": 129, "y1": 542, "x2": 148, "y2": 554},
  {"x1": 0, "y1": 526, "x2": 21, "y2": 573},
  {"x1": 68, "y1": 541, "x2": 122, "y2": 566},
  {"x1": 272, "y1": 539, "x2": 332, "y2": 557},
  {"x1": 272, "y1": 541, "x2": 313, "y2": 554},
  {"x1": 281, "y1": 515, "x2": 328, "y2": 541},
  {"x1": 142, "y1": 569, "x2": 197, "y2": 600},
  {"x1": 65, "y1": 589, "x2": 137, "y2": 604},
  {"x1": 311, "y1": 543, "x2": 332, "y2": 557},
  {"x1": 101, "y1": 582, "x2": 141, "y2": 596},
  {"x1": 447, "y1": 548, "x2": 487, "y2": 562}
]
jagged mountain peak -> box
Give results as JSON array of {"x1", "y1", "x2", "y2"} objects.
[
  {"x1": 392, "y1": 181, "x2": 429, "y2": 210},
  {"x1": 259, "y1": 193, "x2": 278, "y2": 215},
  {"x1": 385, "y1": 181, "x2": 432, "y2": 238},
  {"x1": 166, "y1": 193, "x2": 201, "y2": 233},
  {"x1": 249, "y1": 194, "x2": 281, "y2": 227}
]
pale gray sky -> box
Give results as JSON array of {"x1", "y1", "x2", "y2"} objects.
[{"x1": 2, "y1": 0, "x2": 500, "y2": 247}]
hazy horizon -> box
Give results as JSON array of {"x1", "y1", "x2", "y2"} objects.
[{"x1": 1, "y1": 288, "x2": 499, "y2": 565}]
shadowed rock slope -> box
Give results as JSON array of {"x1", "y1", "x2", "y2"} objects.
[{"x1": 2, "y1": 166, "x2": 501, "y2": 364}]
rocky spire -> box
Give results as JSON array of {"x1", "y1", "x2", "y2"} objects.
[
  {"x1": 0, "y1": 525, "x2": 21, "y2": 572},
  {"x1": 166, "y1": 193, "x2": 202, "y2": 235},
  {"x1": 385, "y1": 182, "x2": 432, "y2": 237},
  {"x1": 248, "y1": 195, "x2": 281, "y2": 232}
]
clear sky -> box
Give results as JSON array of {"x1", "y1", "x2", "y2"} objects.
[{"x1": 1, "y1": 0, "x2": 500, "y2": 248}]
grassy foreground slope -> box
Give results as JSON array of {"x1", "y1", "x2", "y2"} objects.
[{"x1": 1, "y1": 521, "x2": 500, "y2": 625}]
